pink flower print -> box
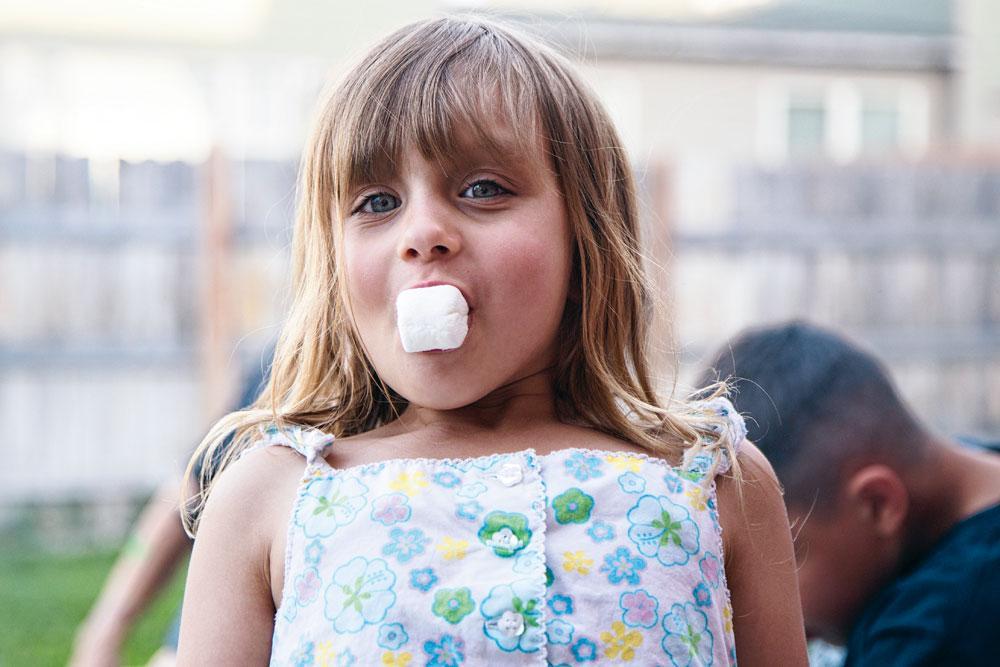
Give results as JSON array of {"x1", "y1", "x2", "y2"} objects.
[
  {"x1": 699, "y1": 553, "x2": 721, "y2": 589},
  {"x1": 372, "y1": 493, "x2": 412, "y2": 526},
  {"x1": 295, "y1": 567, "x2": 321, "y2": 606},
  {"x1": 619, "y1": 589, "x2": 658, "y2": 628}
]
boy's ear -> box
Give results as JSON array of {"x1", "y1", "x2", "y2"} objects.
[{"x1": 844, "y1": 465, "x2": 910, "y2": 537}]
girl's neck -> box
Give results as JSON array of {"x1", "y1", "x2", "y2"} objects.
[{"x1": 391, "y1": 367, "x2": 559, "y2": 446}]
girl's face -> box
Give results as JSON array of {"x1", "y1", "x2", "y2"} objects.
[{"x1": 341, "y1": 124, "x2": 573, "y2": 410}]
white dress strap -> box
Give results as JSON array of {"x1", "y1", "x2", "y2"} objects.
[
  {"x1": 684, "y1": 397, "x2": 748, "y2": 478},
  {"x1": 240, "y1": 422, "x2": 336, "y2": 467}
]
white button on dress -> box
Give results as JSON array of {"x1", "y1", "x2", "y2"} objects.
[{"x1": 496, "y1": 462, "x2": 523, "y2": 486}]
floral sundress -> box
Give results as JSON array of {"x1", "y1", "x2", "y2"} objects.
[{"x1": 259, "y1": 399, "x2": 746, "y2": 666}]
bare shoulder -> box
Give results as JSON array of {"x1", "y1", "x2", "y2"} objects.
[
  {"x1": 716, "y1": 440, "x2": 808, "y2": 665},
  {"x1": 195, "y1": 445, "x2": 306, "y2": 589},
  {"x1": 179, "y1": 445, "x2": 305, "y2": 662},
  {"x1": 716, "y1": 439, "x2": 786, "y2": 560},
  {"x1": 201, "y1": 445, "x2": 305, "y2": 530}
]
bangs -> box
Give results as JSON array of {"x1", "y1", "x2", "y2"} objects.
[{"x1": 328, "y1": 19, "x2": 547, "y2": 208}]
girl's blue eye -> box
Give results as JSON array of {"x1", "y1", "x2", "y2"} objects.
[
  {"x1": 461, "y1": 180, "x2": 508, "y2": 199},
  {"x1": 360, "y1": 193, "x2": 399, "y2": 214}
]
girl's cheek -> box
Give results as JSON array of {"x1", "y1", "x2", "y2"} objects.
[{"x1": 342, "y1": 248, "x2": 387, "y2": 317}]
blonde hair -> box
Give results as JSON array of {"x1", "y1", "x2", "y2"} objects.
[{"x1": 183, "y1": 16, "x2": 739, "y2": 534}]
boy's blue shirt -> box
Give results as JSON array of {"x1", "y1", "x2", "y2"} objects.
[{"x1": 844, "y1": 440, "x2": 1000, "y2": 667}]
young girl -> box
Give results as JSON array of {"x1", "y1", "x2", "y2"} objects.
[{"x1": 178, "y1": 16, "x2": 807, "y2": 666}]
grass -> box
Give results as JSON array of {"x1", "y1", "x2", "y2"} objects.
[{"x1": 0, "y1": 544, "x2": 186, "y2": 666}]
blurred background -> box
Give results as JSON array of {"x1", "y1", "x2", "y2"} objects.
[{"x1": 1, "y1": 0, "x2": 997, "y2": 664}]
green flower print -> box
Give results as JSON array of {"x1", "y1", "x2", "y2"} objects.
[
  {"x1": 552, "y1": 488, "x2": 594, "y2": 525},
  {"x1": 477, "y1": 511, "x2": 532, "y2": 558},
  {"x1": 432, "y1": 587, "x2": 475, "y2": 624}
]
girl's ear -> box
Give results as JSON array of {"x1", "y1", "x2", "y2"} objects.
[{"x1": 844, "y1": 465, "x2": 910, "y2": 538}]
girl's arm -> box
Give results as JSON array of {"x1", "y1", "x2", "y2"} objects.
[
  {"x1": 176, "y1": 447, "x2": 301, "y2": 665},
  {"x1": 718, "y1": 441, "x2": 809, "y2": 666}
]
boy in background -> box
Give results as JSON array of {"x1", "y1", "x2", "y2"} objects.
[{"x1": 699, "y1": 321, "x2": 1000, "y2": 665}]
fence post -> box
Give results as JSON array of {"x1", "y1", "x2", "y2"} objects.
[{"x1": 199, "y1": 147, "x2": 234, "y2": 422}]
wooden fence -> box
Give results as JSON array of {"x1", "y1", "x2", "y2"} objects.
[
  {"x1": 1, "y1": 152, "x2": 998, "y2": 513},
  {"x1": 661, "y1": 161, "x2": 1000, "y2": 438}
]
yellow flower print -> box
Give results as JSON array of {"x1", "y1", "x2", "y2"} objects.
[
  {"x1": 562, "y1": 550, "x2": 594, "y2": 575},
  {"x1": 316, "y1": 641, "x2": 336, "y2": 667},
  {"x1": 601, "y1": 620, "x2": 644, "y2": 661},
  {"x1": 723, "y1": 601, "x2": 734, "y2": 634},
  {"x1": 437, "y1": 536, "x2": 470, "y2": 561},
  {"x1": 390, "y1": 470, "x2": 429, "y2": 496},
  {"x1": 382, "y1": 651, "x2": 413, "y2": 666},
  {"x1": 685, "y1": 486, "x2": 708, "y2": 511},
  {"x1": 604, "y1": 453, "x2": 642, "y2": 473}
]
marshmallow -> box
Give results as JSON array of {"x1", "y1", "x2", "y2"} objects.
[{"x1": 396, "y1": 284, "x2": 469, "y2": 353}]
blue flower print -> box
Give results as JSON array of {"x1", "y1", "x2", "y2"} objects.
[
  {"x1": 281, "y1": 597, "x2": 298, "y2": 623},
  {"x1": 546, "y1": 618, "x2": 575, "y2": 645},
  {"x1": 512, "y1": 550, "x2": 544, "y2": 574},
  {"x1": 323, "y1": 556, "x2": 396, "y2": 633},
  {"x1": 570, "y1": 636, "x2": 598, "y2": 662},
  {"x1": 334, "y1": 648, "x2": 356, "y2": 666},
  {"x1": 455, "y1": 500, "x2": 483, "y2": 522},
  {"x1": 481, "y1": 578, "x2": 544, "y2": 652},
  {"x1": 618, "y1": 472, "x2": 646, "y2": 494},
  {"x1": 456, "y1": 481, "x2": 487, "y2": 498},
  {"x1": 410, "y1": 567, "x2": 438, "y2": 592},
  {"x1": 424, "y1": 634, "x2": 465, "y2": 666},
  {"x1": 600, "y1": 547, "x2": 647, "y2": 585},
  {"x1": 661, "y1": 602, "x2": 714, "y2": 667},
  {"x1": 433, "y1": 471, "x2": 461, "y2": 488},
  {"x1": 586, "y1": 521, "x2": 615, "y2": 543},
  {"x1": 627, "y1": 495, "x2": 701, "y2": 567},
  {"x1": 565, "y1": 452, "x2": 604, "y2": 481},
  {"x1": 663, "y1": 471, "x2": 684, "y2": 494},
  {"x1": 289, "y1": 637, "x2": 314, "y2": 667},
  {"x1": 547, "y1": 593, "x2": 574, "y2": 616},
  {"x1": 693, "y1": 582, "x2": 712, "y2": 607},
  {"x1": 377, "y1": 622, "x2": 408, "y2": 650},
  {"x1": 382, "y1": 527, "x2": 431, "y2": 563},
  {"x1": 294, "y1": 476, "x2": 369, "y2": 538},
  {"x1": 304, "y1": 538, "x2": 325, "y2": 566}
]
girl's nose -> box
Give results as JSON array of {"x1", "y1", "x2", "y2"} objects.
[{"x1": 397, "y1": 201, "x2": 462, "y2": 261}]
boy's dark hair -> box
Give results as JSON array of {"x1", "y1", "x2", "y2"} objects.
[{"x1": 698, "y1": 321, "x2": 928, "y2": 511}]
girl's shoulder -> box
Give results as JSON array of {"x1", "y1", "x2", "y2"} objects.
[
  {"x1": 715, "y1": 438, "x2": 788, "y2": 573},
  {"x1": 200, "y1": 443, "x2": 306, "y2": 540},
  {"x1": 715, "y1": 439, "x2": 809, "y2": 663}
]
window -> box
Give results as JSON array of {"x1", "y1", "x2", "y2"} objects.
[
  {"x1": 787, "y1": 96, "x2": 826, "y2": 159},
  {"x1": 860, "y1": 102, "x2": 900, "y2": 155}
]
